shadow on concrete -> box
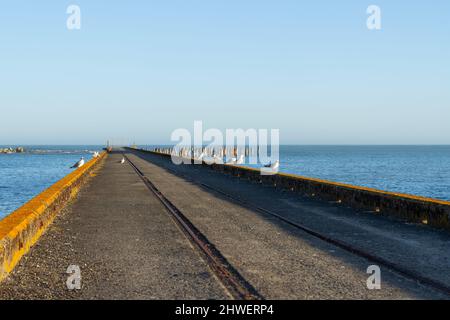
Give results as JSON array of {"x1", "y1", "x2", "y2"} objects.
[{"x1": 128, "y1": 149, "x2": 450, "y2": 300}]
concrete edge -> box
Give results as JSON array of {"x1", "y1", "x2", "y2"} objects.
[
  {"x1": 130, "y1": 148, "x2": 450, "y2": 231},
  {"x1": 0, "y1": 152, "x2": 108, "y2": 281}
]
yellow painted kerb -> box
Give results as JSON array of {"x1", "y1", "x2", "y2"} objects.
[{"x1": 0, "y1": 152, "x2": 107, "y2": 281}]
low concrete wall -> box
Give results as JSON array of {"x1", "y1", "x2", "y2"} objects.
[
  {"x1": 132, "y1": 148, "x2": 450, "y2": 231},
  {"x1": 0, "y1": 152, "x2": 107, "y2": 281}
]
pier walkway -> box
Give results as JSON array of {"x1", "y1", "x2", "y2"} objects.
[{"x1": 0, "y1": 149, "x2": 449, "y2": 299}]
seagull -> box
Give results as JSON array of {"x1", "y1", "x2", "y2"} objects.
[
  {"x1": 92, "y1": 151, "x2": 100, "y2": 158},
  {"x1": 213, "y1": 155, "x2": 223, "y2": 164},
  {"x1": 70, "y1": 157, "x2": 85, "y2": 168},
  {"x1": 226, "y1": 157, "x2": 237, "y2": 165},
  {"x1": 263, "y1": 160, "x2": 280, "y2": 170},
  {"x1": 120, "y1": 157, "x2": 125, "y2": 164},
  {"x1": 226, "y1": 154, "x2": 245, "y2": 165},
  {"x1": 196, "y1": 152, "x2": 206, "y2": 161},
  {"x1": 271, "y1": 160, "x2": 280, "y2": 170}
]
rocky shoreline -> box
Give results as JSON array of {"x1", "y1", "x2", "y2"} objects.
[{"x1": 0, "y1": 147, "x2": 25, "y2": 154}]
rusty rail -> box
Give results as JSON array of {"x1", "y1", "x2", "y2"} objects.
[{"x1": 124, "y1": 154, "x2": 263, "y2": 300}]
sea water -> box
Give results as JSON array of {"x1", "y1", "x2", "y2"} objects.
[
  {"x1": 0, "y1": 146, "x2": 102, "y2": 219},
  {"x1": 1, "y1": 145, "x2": 449, "y2": 219}
]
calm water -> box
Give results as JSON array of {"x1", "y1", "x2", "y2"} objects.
[
  {"x1": 274, "y1": 145, "x2": 450, "y2": 201},
  {"x1": 142, "y1": 145, "x2": 450, "y2": 201},
  {"x1": 1, "y1": 145, "x2": 449, "y2": 219},
  {"x1": 0, "y1": 146, "x2": 102, "y2": 219}
]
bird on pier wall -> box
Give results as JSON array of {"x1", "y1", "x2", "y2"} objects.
[
  {"x1": 213, "y1": 155, "x2": 224, "y2": 164},
  {"x1": 263, "y1": 160, "x2": 280, "y2": 170},
  {"x1": 120, "y1": 157, "x2": 125, "y2": 164},
  {"x1": 197, "y1": 152, "x2": 206, "y2": 161},
  {"x1": 225, "y1": 154, "x2": 245, "y2": 165},
  {"x1": 271, "y1": 160, "x2": 280, "y2": 171},
  {"x1": 70, "y1": 157, "x2": 85, "y2": 168},
  {"x1": 226, "y1": 157, "x2": 237, "y2": 165}
]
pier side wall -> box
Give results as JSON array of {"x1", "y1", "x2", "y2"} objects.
[
  {"x1": 134, "y1": 149, "x2": 450, "y2": 231},
  {"x1": 0, "y1": 153, "x2": 107, "y2": 281}
]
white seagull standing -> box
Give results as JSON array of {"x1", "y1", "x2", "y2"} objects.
[
  {"x1": 226, "y1": 154, "x2": 245, "y2": 165},
  {"x1": 213, "y1": 155, "x2": 223, "y2": 164},
  {"x1": 236, "y1": 155, "x2": 245, "y2": 165},
  {"x1": 263, "y1": 160, "x2": 280, "y2": 170},
  {"x1": 198, "y1": 152, "x2": 206, "y2": 160},
  {"x1": 120, "y1": 157, "x2": 125, "y2": 164},
  {"x1": 195, "y1": 152, "x2": 206, "y2": 162},
  {"x1": 226, "y1": 157, "x2": 237, "y2": 165},
  {"x1": 270, "y1": 160, "x2": 280, "y2": 170},
  {"x1": 70, "y1": 157, "x2": 85, "y2": 168}
]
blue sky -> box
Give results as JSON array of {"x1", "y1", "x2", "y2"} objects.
[{"x1": 0, "y1": 1, "x2": 449, "y2": 145}]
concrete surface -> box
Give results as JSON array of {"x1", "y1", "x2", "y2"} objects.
[
  {"x1": 1, "y1": 149, "x2": 449, "y2": 299},
  {"x1": 0, "y1": 152, "x2": 105, "y2": 282},
  {"x1": 127, "y1": 150, "x2": 450, "y2": 299},
  {"x1": 0, "y1": 152, "x2": 227, "y2": 300}
]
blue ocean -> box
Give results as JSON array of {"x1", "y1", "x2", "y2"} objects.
[
  {"x1": 276, "y1": 145, "x2": 450, "y2": 201},
  {"x1": 0, "y1": 146, "x2": 102, "y2": 219},
  {"x1": 1, "y1": 145, "x2": 449, "y2": 219}
]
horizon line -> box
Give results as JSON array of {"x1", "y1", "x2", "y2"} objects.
[{"x1": 1, "y1": 144, "x2": 450, "y2": 147}]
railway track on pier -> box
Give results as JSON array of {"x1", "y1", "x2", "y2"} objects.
[
  {"x1": 135, "y1": 152, "x2": 450, "y2": 298},
  {"x1": 124, "y1": 154, "x2": 263, "y2": 300}
]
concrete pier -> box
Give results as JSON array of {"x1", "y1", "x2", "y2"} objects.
[{"x1": 1, "y1": 149, "x2": 450, "y2": 299}]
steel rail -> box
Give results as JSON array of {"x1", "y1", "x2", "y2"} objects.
[
  {"x1": 124, "y1": 154, "x2": 263, "y2": 300},
  {"x1": 142, "y1": 154, "x2": 450, "y2": 298}
]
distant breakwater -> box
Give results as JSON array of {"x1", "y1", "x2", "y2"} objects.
[{"x1": 0, "y1": 147, "x2": 25, "y2": 154}]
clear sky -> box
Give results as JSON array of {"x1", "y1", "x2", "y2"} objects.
[{"x1": 0, "y1": 1, "x2": 449, "y2": 145}]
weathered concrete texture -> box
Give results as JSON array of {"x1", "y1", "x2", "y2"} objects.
[
  {"x1": 2, "y1": 149, "x2": 449, "y2": 300},
  {"x1": 138, "y1": 150, "x2": 450, "y2": 231},
  {"x1": 126, "y1": 151, "x2": 449, "y2": 299},
  {"x1": 0, "y1": 153, "x2": 227, "y2": 300},
  {"x1": 0, "y1": 153, "x2": 106, "y2": 282}
]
